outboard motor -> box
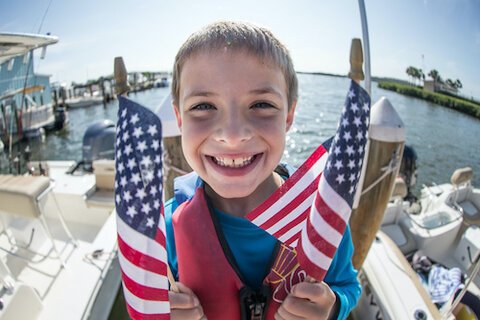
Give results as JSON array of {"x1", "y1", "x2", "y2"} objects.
[
  {"x1": 82, "y1": 120, "x2": 116, "y2": 171},
  {"x1": 399, "y1": 145, "x2": 418, "y2": 200}
]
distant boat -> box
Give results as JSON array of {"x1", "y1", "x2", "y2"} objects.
[
  {"x1": 0, "y1": 32, "x2": 63, "y2": 146},
  {"x1": 65, "y1": 93, "x2": 104, "y2": 109}
]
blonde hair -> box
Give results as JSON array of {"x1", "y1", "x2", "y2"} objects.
[{"x1": 171, "y1": 21, "x2": 298, "y2": 109}]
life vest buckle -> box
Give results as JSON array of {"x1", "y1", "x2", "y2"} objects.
[{"x1": 239, "y1": 285, "x2": 270, "y2": 320}]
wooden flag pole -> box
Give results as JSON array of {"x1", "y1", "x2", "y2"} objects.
[{"x1": 347, "y1": 41, "x2": 406, "y2": 269}]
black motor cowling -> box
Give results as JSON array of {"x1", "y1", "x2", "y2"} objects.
[{"x1": 82, "y1": 120, "x2": 116, "y2": 170}]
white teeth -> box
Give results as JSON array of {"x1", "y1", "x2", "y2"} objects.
[{"x1": 213, "y1": 156, "x2": 254, "y2": 168}]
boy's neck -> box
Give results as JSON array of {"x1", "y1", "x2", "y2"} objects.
[{"x1": 205, "y1": 172, "x2": 284, "y2": 218}]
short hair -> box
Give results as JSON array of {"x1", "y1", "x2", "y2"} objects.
[{"x1": 171, "y1": 21, "x2": 298, "y2": 109}]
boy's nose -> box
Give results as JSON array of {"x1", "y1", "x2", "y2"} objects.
[{"x1": 214, "y1": 111, "x2": 252, "y2": 145}]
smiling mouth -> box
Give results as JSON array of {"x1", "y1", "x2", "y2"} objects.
[{"x1": 210, "y1": 154, "x2": 259, "y2": 168}]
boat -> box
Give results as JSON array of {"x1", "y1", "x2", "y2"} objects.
[
  {"x1": 352, "y1": 160, "x2": 480, "y2": 319},
  {"x1": 0, "y1": 122, "x2": 120, "y2": 319},
  {"x1": 65, "y1": 94, "x2": 104, "y2": 109},
  {"x1": 0, "y1": 33, "x2": 62, "y2": 146}
]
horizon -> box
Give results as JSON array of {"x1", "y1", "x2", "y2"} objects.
[{"x1": 1, "y1": 0, "x2": 479, "y2": 100}]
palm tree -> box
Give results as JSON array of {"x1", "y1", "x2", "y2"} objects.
[
  {"x1": 455, "y1": 79, "x2": 463, "y2": 90},
  {"x1": 406, "y1": 66, "x2": 415, "y2": 84},
  {"x1": 428, "y1": 69, "x2": 442, "y2": 84}
]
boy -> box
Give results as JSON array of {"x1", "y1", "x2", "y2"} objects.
[{"x1": 165, "y1": 21, "x2": 361, "y2": 320}]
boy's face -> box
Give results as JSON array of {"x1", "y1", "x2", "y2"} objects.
[{"x1": 174, "y1": 49, "x2": 296, "y2": 201}]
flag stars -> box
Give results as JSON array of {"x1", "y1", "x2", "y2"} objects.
[
  {"x1": 346, "y1": 145, "x2": 355, "y2": 157},
  {"x1": 126, "y1": 206, "x2": 137, "y2": 218},
  {"x1": 140, "y1": 156, "x2": 152, "y2": 167},
  {"x1": 154, "y1": 155, "x2": 161, "y2": 164},
  {"x1": 127, "y1": 158, "x2": 137, "y2": 170},
  {"x1": 341, "y1": 118, "x2": 349, "y2": 128},
  {"x1": 351, "y1": 102, "x2": 359, "y2": 113},
  {"x1": 147, "y1": 125, "x2": 158, "y2": 136},
  {"x1": 150, "y1": 186, "x2": 158, "y2": 197},
  {"x1": 335, "y1": 174, "x2": 345, "y2": 184},
  {"x1": 356, "y1": 130, "x2": 364, "y2": 142},
  {"x1": 349, "y1": 173, "x2": 357, "y2": 182},
  {"x1": 120, "y1": 176, "x2": 128, "y2": 187},
  {"x1": 137, "y1": 141, "x2": 147, "y2": 153},
  {"x1": 343, "y1": 131, "x2": 352, "y2": 142},
  {"x1": 347, "y1": 159, "x2": 356, "y2": 170},
  {"x1": 141, "y1": 203, "x2": 152, "y2": 215},
  {"x1": 146, "y1": 217, "x2": 155, "y2": 228},
  {"x1": 133, "y1": 126, "x2": 144, "y2": 138},
  {"x1": 124, "y1": 144, "x2": 133, "y2": 156},
  {"x1": 136, "y1": 188, "x2": 147, "y2": 200},
  {"x1": 131, "y1": 172, "x2": 142, "y2": 185},
  {"x1": 153, "y1": 199, "x2": 160, "y2": 210},
  {"x1": 362, "y1": 102, "x2": 370, "y2": 113},
  {"x1": 151, "y1": 140, "x2": 160, "y2": 151},
  {"x1": 130, "y1": 113, "x2": 140, "y2": 125},
  {"x1": 116, "y1": 194, "x2": 121, "y2": 204},
  {"x1": 334, "y1": 160, "x2": 343, "y2": 170},
  {"x1": 333, "y1": 145, "x2": 341, "y2": 156},
  {"x1": 117, "y1": 162, "x2": 125, "y2": 174},
  {"x1": 348, "y1": 89, "x2": 355, "y2": 99},
  {"x1": 123, "y1": 190, "x2": 132, "y2": 202},
  {"x1": 122, "y1": 131, "x2": 130, "y2": 142},
  {"x1": 353, "y1": 116, "x2": 362, "y2": 127},
  {"x1": 349, "y1": 185, "x2": 356, "y2": 194}
]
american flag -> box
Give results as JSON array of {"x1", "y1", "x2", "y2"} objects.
[
  {"x1": 246, "y1": 138, "x2": 332, "y2": 247},
  {"x1": 296, "y1": 80, "x2": 370, "y2": 280},
  {"x1": 248, "y1": 80, "x2": 370, "y2": 281},
  {"x1": 115, "y1": 95, "x2": 170, "y2": 319}
]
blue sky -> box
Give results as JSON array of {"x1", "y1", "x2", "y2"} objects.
[{"x1": 1, "y1": 0, "x2": 479, "y2": 99}]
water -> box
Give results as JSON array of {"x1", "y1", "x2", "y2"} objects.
[{"x1": 1, "y1": 74, "x2": 479, "y2": 196}]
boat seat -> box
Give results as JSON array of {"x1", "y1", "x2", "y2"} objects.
[
  {"x1": 391, "y1": 177, "x2": 408, "y2": 199},
  {"x1": 450, "y1": 167, "x2": 473, "y2": 187},
  {"x1": 0, "y1": 175, "x2": 51, "y2": 218},
  {"x1": 0, "y1": 174, "x2": 76, "y2": 266},
  {"x1": 86, "y1": 160, "x2": 115, "y2": 209},
  {"x1": 93, "y1": 159, "x2": 115, "y2": 191}
]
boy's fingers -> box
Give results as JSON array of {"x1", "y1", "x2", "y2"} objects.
[
  {"x1": 291, "y1": 281, "x2": 334, "y2": 305},
  {"x1": 281, "y1": 294, "x2": 318, "y2": 317},
  {"x1": 170, "y1": 308, "x2": 205, "y2": 320},
  {"x1": 176, "y1": 282, "x2": 196, "y2": 295},
  {"x1": 169, "y1": 291, "x2": 199, "y2": 309},
  {"x1": 169, "y1": 282, "x2": 200, "y2": 309},
  {"x1": 275, "y1": 302, "x2": 304, "y2": 320}
]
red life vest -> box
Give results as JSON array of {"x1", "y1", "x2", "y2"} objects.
[{"x1": 172, "y1": 187, "x2": 306, "y2": 320}]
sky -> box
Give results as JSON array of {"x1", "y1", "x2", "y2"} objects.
[{"x1": 1, "y1": 0, "x2": 479, "y2": 100}]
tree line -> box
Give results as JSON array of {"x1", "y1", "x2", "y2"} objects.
[{"x1": 406, "y1": 66, "x2": 462, "y2": 91}]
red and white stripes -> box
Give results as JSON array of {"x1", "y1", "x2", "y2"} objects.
[
  {"x1": 247, "y1": 143, "x2": 329, "y2": 247},
  {"x1": 116, "y1": 214, "x2": 171, "y2": 320},
  {"x1": 296, "y1": 175, "x2": 352, "y2": 280}
]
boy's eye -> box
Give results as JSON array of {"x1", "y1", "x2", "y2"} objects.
[
  {"x1": 251, "y1": 102, "x2": 275, "y2": 109},
  {"x1": 190, "y1": 103, "x2": 215, "y2": 111}
]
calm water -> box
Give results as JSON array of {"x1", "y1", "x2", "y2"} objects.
[{"x1": 1, "y1": 74, "x2": 479, "y2": 195}]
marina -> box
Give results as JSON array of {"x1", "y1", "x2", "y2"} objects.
[{"x1": 1, "y1": 1, "x2": 479, "y2": 319}]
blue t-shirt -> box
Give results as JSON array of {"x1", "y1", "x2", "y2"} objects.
[{"x1": 165, "y1": 172, "x2": 362, "y2": 319}]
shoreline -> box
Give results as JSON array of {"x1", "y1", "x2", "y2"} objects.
[{"x1": 377, "y1": 81, "x2": 480, "y2": 120}]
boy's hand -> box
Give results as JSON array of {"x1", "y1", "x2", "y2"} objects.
[
  {"x1": 169, "y1": 282, "x2": 206, "y2": 320},
  {"x1": 275, "y1": 280, "x2": 336, "y2": 320}
]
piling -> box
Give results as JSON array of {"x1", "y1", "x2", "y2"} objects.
[
  {"x1": 158, "y1": 95, "x2": 191, "y2": 200},
  {"x1": 350, "y1": 97, "x2": 405, "y2": 269}
]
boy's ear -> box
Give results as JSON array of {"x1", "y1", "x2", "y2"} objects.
[
  {"x1": 172, "y1": 103, "x2": 182, "y2": 131},
  {"x1": 286, "y1": 100, "x2": 297, "y2": 131}
]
